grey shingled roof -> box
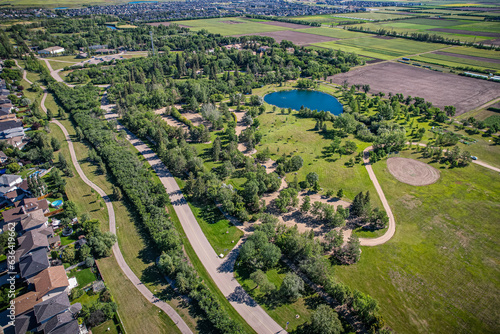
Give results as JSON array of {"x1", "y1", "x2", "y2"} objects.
[
  {"x1": 33, "y1": 292, "x2": 71, "y2": 324},
  {"x1": 19, "y1": 248, "x2": 49, "y2": 278}
]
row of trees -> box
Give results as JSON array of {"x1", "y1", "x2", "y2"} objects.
[{"x1": 50, "y1": 82, "x2": 243, "y2": 333}]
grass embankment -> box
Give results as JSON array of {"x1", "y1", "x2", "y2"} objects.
[{"x1": 336, "y1": 150, "x2": 500, "y2": 333}]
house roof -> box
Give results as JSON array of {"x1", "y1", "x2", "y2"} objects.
[
  {"x1": 33, "y1": 266, "x2": 69, "y2": 297},
  {"x1": 0, "y1": 119, "x2": 22, "y2": 133},
  {"x1": 38, "y1": 311, "x2": 73, "y2": 333},
  {"x1": 16, "y1": 228, "x2": 50, "y2": 261},
  {"x1": 33, "y1": 292, "x2": 71, "y2": 324},
  {"x1": 0, "y1": 151, "x2": 7, "y2": 159},
  {"x1": 13, "y1": 291, "x2": 42, "y2": 316},
  {"x1": 19, "y1": 248, "x2": 49, "y2": 278},
  {"x1": 2, "y1": 205, "x2": 26, "y2": 223},
  {"x1": 18, "y1": 179, "x2": 30, "y2": 191},
  {"x1": 15, "y1": 310, "x2": 38, "y2": 334},
  {"x1": 15, "y1": 198, "x2": 49, "y2": 212},
  {"x1": 43, "y1": 46, "x2": 64, "y2": 52},
  {"x1": 0, "y1": 174, "x2": 21, "y2": 186},
  {"x1": 20, "y1": 209, "x2": 48, "y2": 231},
  {"x1": 4, "y1": 188, "x2": 27, "y2": 200},
  {"x1": 47, "y1": 318, "x2": 80, "y2": 334}
]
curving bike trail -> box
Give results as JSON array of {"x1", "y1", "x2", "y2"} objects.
[{"x1": 39, "y1": 91, "x2": 192, "y2": 334}]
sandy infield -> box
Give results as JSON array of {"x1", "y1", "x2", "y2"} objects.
[{"x1": 387, "y1": 157, "x2": 440, "y2": 186}]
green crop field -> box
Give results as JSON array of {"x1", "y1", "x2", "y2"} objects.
[
  {"x1": 296, "y1": 27, "x2": 369, "y2": 39},
  {"x1": 336, "y1": 150, "x2": 500, "y2": 334},
  {"x1": 170, "y1": 17, "x2": 293, "y2": 36},
  {"x1": 290, "y1": 14, "x2": 363, "y2": 25},
  {"x1": 415, "y1": 52, "x2": 500, "y2": 72},
  {"x1": 443, "y1": 46, "x2": 500, "y2": 59},
  {"x1": 313, "y1": 37, "x2": 448, "y2": 60},
  {"x1": 334, "y1": 12, "x2": 415, "y2": 20}
]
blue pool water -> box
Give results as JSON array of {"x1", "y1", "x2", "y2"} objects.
[
  {"x1": 264, "y1": 90, "x2": 343, "y2": 115},
  {"x1": 129, "y1": 1, "x2": 158, "y2": 3},
  {"x1": 105, "y1": 25, "x2": 117, "y2": 30},
  {"x1": 54, "y1": 7, "x2": 68, "y2": 9},
  {"x1": 52, "y1": 200, "x2": 63, "y2": 207}
]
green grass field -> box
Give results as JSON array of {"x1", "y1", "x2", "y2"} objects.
[
  {"x1": 352, "y1": 17, "x2": 498, "y2": 43},
  {"x1": 313, "y1": 36, "x2": 448, "y2": 60},
  {"x1": 171, "y1": 17, "x2": 293, "y2": 36},
  {"x1": 296, "y1": 27, "x2": 369, "y2": 39},
  {"x1": 336, "y1": 150, "x2": 500, "y2": 333},
  {"x1": 91, "y1": 320, "x2": 120, "y2": 334},
  {"x1": 70, "y1": 268, "x2": 97, "y2": 288},
  {"x1": 411, "y1": 52, "x2": 500, "y2": 73}
]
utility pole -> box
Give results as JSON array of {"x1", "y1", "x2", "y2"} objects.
[{"x1": 150, "y1": 30, "x2": 155, "y2": 56}]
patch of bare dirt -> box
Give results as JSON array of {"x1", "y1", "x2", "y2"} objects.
[
  {"x1": 387, "y1": 157, "x2": 440, "y2": 186},
  {"x1": 329, "y1": 62, "x2": 500, "y2": 115}
]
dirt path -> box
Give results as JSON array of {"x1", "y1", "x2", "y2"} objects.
[{"x1": 39, "y1": 93, "x2": 192, "y2": 334}]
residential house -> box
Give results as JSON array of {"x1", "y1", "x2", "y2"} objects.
[
  {"x1": 0, "y1": 119, "x2": 25, "y2": 140},
  {"x1": 15, "y1": 227, "x2": 50, "y2": 262},
  {"x1": 0, "y1": 95, "x2": 10, "y2": 104},
  {"x1": 19, "y1": 248, "x2": 50, "y2": 279},
  {"x1": 3, "y1": 198, "x2": 50, "y2": 225},
  {"x1": 13, "y1": 266, "x2": 69, "y2": 317},
  {"x1": 38, "y1": 46, "x2": 65, "y2": 55},
  {"x1": 34, "y1": 293, "x2": 81, "y2": 332},
  {"x1": 0, "y1": 174, "x2": 22, "y2": 195},
  {"x1": 0, "y1": 151, "x2": 8, "y2": 164},
  {"x1": 32, "y1": 266, "x2": 70, "y2": 301},
  {"x1": 0, "y1": 102, "x2": 13, "y2": 115}
]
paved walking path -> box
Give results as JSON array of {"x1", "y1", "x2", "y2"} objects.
[
  {"x1": 103, "y1": 95, "x2": 286, "y2": 334},
  {"x1": 39, "y1": 93, "x2": 192, "y2": 334},
  {"x1": 358, "y1": 146, "x2": 396, "y2": 246}
]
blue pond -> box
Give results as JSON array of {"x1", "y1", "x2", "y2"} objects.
[
  {"x1": 105, "y1": 25, "x2": 117, "y2": 30},
  {"x1": 264, "y1": 90, "x2": 343, "y2": 115},
  {"x1": 52, "y1": 200, "x2": 63, "y2": 207}
]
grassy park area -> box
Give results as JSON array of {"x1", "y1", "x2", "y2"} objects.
[{"x1": 336, "y1": 150, "x2": 500, "y2": 333}]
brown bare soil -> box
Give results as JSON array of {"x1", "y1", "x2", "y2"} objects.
[
  {"x1": 387, "y1": 157, "x2": 440, "y2": 186},
  {"x1": 232, "y1": 30, "x2": 338, "y2": 45},
  {"x1": 429, "y1": 28, "x2": 500, "y2": 38},
  {"x1": 145, "y1": 22, "x2": 191, "y2": 28},
  {"x1": 329, "y1": 62, "x2": 500, "y2": 115},
  {"x1": 485, "y1": 38, "x2": 500, "y2": 46},
  {"x1": 260, "y1": 21, "x2": 313, "y2": 29},
  {"x1": 433, "y1": 51, "x2": 500, "y2": 64}
]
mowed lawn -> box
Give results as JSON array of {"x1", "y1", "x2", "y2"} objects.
[
  {"x1": 335, "y1": 150, "x2": 500, "y2": 333},
  {"x1": 313, "y1": 37, "x2": 449, "y2": 60},
  {"x1": 171, "y1": 17, "x2": 293, "y2": 35},
  {"x1": 98, "y1": 256, "x2": 182, "y2": 334}
]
